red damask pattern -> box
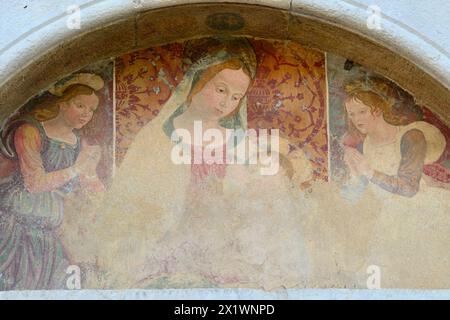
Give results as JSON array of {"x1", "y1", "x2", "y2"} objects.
[
  {"x1": 246, "y1": 40, "x2": 328, "y2": 182},
  {"x1": 422, "y1": 107, "x2": 450, "y2": 183}
]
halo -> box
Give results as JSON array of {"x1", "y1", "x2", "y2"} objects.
[{"x1": 48, "y1": 73, "x2": 104, "y2": 96}]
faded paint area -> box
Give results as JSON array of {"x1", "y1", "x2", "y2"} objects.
[{"x1": 0, "y1": 37, "x2": 449, "y2": 291}]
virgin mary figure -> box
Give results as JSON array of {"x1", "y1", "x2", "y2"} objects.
[{"x1": 89, "y1": 37, "x2": 311, "y2": 290}]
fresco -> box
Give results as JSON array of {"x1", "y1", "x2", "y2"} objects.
[
  {"x1": 327, "y1": 54, "x2": 450, "y2": 288},
  {"x1": 0, "y1": 37, "x2": 449, "y2": 291},
  {"x1": 114, "y1": 38, "x2": 327, "y2": 185},
  {"x1": 92, "y1": 37, "x2": 327, "y2": 290},
  {"x1": 0, "y1": 61, "x2": 114, "y2": 290}
]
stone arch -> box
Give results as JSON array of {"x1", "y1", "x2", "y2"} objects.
[{"x1": 0, "y1": 0, "x2": 448, "y2": 124}]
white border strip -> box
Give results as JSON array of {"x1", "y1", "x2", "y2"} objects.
[{"x1": 2, "y1": 289, "x2": 450, "y2": 300}]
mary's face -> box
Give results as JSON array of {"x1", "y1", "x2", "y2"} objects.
[
  {"x1": 190, "y1": 68, "x2": 251, "y2": 121},
  {"x1": 345, "y1": 98, "x2": 380, "y2": 135},
  {"x1": 60, "y1": 93, "x2": 99, "y2": 129}
]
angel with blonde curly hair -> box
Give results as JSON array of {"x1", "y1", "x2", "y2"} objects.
[
  {"x1": 0, "y1": 74, "x2": 105, "y2": 290},
  {"x1": 341, "y1": 76, "x2": 450, "y2": 288}
]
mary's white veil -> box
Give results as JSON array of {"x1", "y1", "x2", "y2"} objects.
[{"x1": 89, "y1": 38, "x2": 258, "y2": 287}]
